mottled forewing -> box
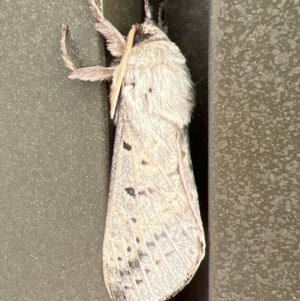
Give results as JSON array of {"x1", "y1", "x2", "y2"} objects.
[{"x1": 103, "y1": 106, "x2": 205, "y2": 301}]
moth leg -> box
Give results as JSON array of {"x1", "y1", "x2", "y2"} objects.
[
  {"x1": 68, "y1": 66, "x2": 115, "y2": 82},
  {"x1": 60, "y1": 24, "x2": 76, "y2": 71},
  {"x1": 88, "y1": 0, "x2": 125, "y2": 58},
  {"x1": 61, "y1": 24, "x2": 115, "y2": 82},
  {"x1": 144, "y1": 0, "x2": 152, "y2": 21},
  {"x1": 158, "y1": 2, "x2": 168, "y2": 34}
]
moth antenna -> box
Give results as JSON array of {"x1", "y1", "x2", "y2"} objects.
[
  {"x1": 110, "y1": 26, "x2": 136, "y2": 118},
  {"x1": 144, "y1": 0, "x2": 152, "y2": 21},
  {"x1": 60, "y1": 24, "x2": 76, "y2": 71},
  {"x1": 158, "y1": 2, "x2": 164, "y2": 27},
  {"x1": 158, "y1": 2, "x2": 168, "y2": 33}
]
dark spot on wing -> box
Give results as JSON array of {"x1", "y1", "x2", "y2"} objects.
[
  {"x1": 119, "y1": 269, "x2": 130, "y2": 277},
  {"x1": 148, "y1": 188, "x2": 154, "y2": 194},
  {"x1": 127, "y1": 246, "x2": 131, "y2": 252},
  {"x1": 165, "y1": 250, "x2": 175, "y2": 257},
  {"x1": 146, "y1": 241, "x2": 155, "y2": 248},
  {"x1": 136, "y1": 237, "x2": 140, "y2": 243},
  {"x1": 136, "y1": 279, "x2": 143, "y2": 284},
  {"x1": 138, "y1": 190, "x2": 146, "y2": 196},
  {"x1": 131, "y1": 217, "x2": 137, "y2": 223},
  {"x1": 123, "y1": 141, "x2": 132, "y2": 151},
  {"x1": 125, "y1": 188, "x2": 135, "y2": 197},
  {"x1": 128, "y1": 258, "x2": 140, "y2": 269},
  {"x1": 154, "y1": 231, "x2": 167, "y2": 240},
  {"x1": 111, "y1": 286, "x2": 126, "y2": 300},
  {"x1": 155, "y1": 259, "x2": 161, "y2": 265},
  {"x1": 182, "y1": 151, "x2": 186, "y2": 157},
  {"x1": 149, "y1": 88, "x2": 152, "y2": 93},
  {"x1": 145, "y1": 269, "x2": 151, "y2": 274},
  {"x1": 138, "y1": 250, "x2": 148, "y2": 259},
  {"x1": 117, "y1": 257, "x2": 122, "y2": 261},
  {"x1": 141, "y1": 160, "x2": 148, "y2": 165},
  {"x1": 161, "y1": 231, "x2": 167, "y2": 238},
  {"x1": 199, "y1": 241, "x2": 204, "y2": 252}
]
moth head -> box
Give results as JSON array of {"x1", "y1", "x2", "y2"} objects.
[{"x1": 133, "y1": 22, "x2": 168, "y2": 45}]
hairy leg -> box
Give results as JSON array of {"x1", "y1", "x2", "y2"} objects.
[
  {"x1": 60, "y1": 24, "x2": 76, "y2": 71},
  {"x1": 60, "y1": 24, "x2": 115, "y2": 82}
]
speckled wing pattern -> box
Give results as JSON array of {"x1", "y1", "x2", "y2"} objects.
[{"x1": 103, "y1": 103, "x2": 205, "y2": 301}]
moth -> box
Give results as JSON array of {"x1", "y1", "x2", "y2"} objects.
[{"x1": 61, "y1": 1, "x2": 205, "y2": 300}]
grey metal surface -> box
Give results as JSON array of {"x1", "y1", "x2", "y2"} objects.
[
  {"x1": 210, "y1": 0, "x2": 300, "y2": 300},
  {"x1": 0, "y1": 1, "x2": 142, "y2": 300}
]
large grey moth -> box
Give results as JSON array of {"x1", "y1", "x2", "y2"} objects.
[{"x1": 61, "y1": 1, "x2": 205, "y2": 300}]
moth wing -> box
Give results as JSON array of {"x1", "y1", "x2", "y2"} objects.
[{"x1": 103, "y1": 106, "x2": 205, "y2": 301}]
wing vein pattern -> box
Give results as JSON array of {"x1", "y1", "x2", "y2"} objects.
[{"x1": 103, "y1": 103, "x2": 204, "y2": 301}]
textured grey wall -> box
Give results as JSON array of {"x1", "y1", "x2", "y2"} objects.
[{"x1": 210, "y1": 0, "x2": 300, "y2": 300}]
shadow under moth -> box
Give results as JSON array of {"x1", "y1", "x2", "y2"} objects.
[{"x1": 61, "y1": 0, "x2": 205, "y2": 300}]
